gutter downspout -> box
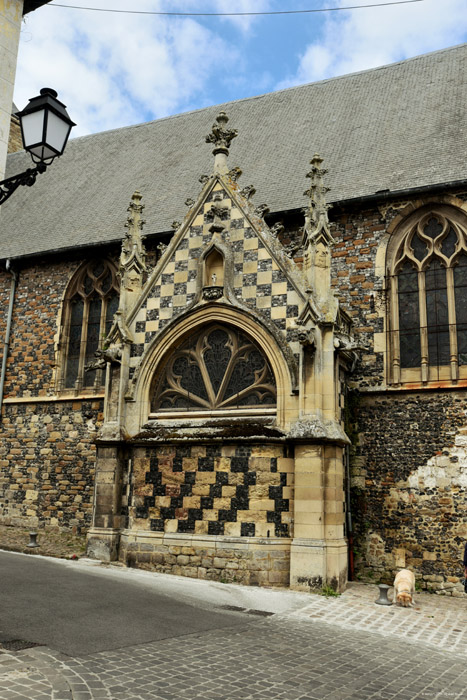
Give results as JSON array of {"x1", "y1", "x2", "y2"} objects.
[{"x1": 0, "y1": 260, "x2": 17, "y2": 421}]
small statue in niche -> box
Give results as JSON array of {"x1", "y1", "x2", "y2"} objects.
[{"x1": 211, "y1": 273, "x2": 217, "y2": 285}]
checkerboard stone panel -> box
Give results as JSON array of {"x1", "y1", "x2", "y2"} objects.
[
  {"x1": 130, "y1": 185, "x2": 303, "y2": 367},
  {"x1": 131, "y1": 444, "x2": 294, "y2": 538}
]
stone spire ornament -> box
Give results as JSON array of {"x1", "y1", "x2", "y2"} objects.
[
  {"x1": 303, "y1": 154, "x2": 334, "y2": 246},
  {"x1": 205, "y1": 111, "x2": 238, "y2": 174},
  {"x1": 119, "y1": 191, "x2": 147, "y2": 311},
  {"x1": 302, "y1": 155, "x2": 335, "y2": 302}
]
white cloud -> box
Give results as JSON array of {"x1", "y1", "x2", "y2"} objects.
[
  {"x1": 15, "y1": 0, "x2": 234, "y2": 136},
  {"x1": 277, "y1": 0, "x2": 467, "y2": 87}
]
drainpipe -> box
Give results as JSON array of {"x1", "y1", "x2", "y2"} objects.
[
  {"x1": 0, "y1": 260, "x2": 17, "y2": 421},
  {"x1": 344, "y1": 443, "x2": 354, "y2": 581}
]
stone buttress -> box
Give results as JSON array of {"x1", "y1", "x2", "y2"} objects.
[{"x1": 87, "y1": 113, "x2": 353, "y2": 591}]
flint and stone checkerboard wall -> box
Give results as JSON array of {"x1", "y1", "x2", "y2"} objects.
[{"x1": 130, "y1": 444, "x2": 294, "y2": 538}]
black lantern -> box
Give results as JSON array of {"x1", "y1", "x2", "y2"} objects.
[
  {"x1": 16, "y1": 87, "x2": 76, "y2": 164},
  {"x1": 0, "y1": 88, "x2": 75, "y2": 206}
]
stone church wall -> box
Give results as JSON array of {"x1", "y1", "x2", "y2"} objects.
[
  {"x1": 0, "y1": 399, "x2": 102, "y2": 531},
  {"x1": 348, "y1": 390, "x2": 467, "y2": 594},
  {"x1": 118, "y1": 442, "x2": 293, "y2": 585},
  {"x1": 0, "y1": 260, "x2": 103, "y2": 533},
  {"x1": 327, "y1": 199, "x2": 467, "y2": 593}
]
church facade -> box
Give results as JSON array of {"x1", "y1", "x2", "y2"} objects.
[{"x1": 1, "y1": 45, "x2": 466, "y2": 594}]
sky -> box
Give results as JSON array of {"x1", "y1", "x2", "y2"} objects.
[{"x1": 14, "y1": 0, "x2": 467, "y2": 138}]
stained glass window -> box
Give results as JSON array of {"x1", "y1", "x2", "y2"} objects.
[
  {"x1": 151, "y1": 325, "x2": 276, "y2": 412},
  {"x1": 63, "y1": 260, "x2": 119, "y2": 390},
  {"x1": 398, "y1": 262, "x2": 421, "y2": 368},
  {"x1": 391, "y1": 210, "x2": 467, "y2": 382}
]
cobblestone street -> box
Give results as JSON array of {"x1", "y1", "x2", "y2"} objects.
[
  {"x1": 1, "y1": 613, "x2": 466, "y2": 700},
  {"x1": 1, "y1": 554, "x2": 466, "y2": 700}
]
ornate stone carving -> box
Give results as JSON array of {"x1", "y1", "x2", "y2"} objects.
[
  {"x1": 171, "y1": 220, "x2": 181, "y2": 230},
  {"x1": 228, "y1": 166, "x2": 242, "y2": 182},
  {"x1": 303, "y1": 154, "x2": 334, "y2": 246},
  {"x1": 255, "y1": 203, "x2": 270, "y2": 218},
  {"x1": 185, "y1": 197, "x2": 195, "y2": 208},
  {"x1": 157, "y1": 242, "x2": 168, "y2": 256},
  {"x1": 205, "y1": 205, "x2": 229, "y2": 222},
  {"x1": 202, "y1": 286, "x2": 223, "y2": 300},
  {"x1": 240, "y1": 184, "x2": 256, "y2": 200},
  {"x1": 205, "y1": 111, "x2": 238, "y2": 155},
  {"x1": 270, "y1": 222, "x2": 284, "y2": 239},
  {"x1": 85, "y1": 344, "x2": 122, "y2": 372},
  {"x1": 120, "y1": 191, "x2": 147, "y2": 281},
  {"x1": 199, "y1": 174, "x2": 209, "y2": 184}
]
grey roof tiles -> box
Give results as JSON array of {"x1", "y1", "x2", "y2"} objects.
[{"x1": 1, "y1": 43, "x2": 466, "y2": 261}]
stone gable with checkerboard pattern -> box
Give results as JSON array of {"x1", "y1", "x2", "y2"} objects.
[{"x1": 129, "y1": 178, "x2": 307, "y2": 372}]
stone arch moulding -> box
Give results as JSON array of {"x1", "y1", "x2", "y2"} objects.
[
  {"x1": 386, "y1": 195, "x2": 467, "y2": 239},
  {"x1": 130, "y1": 304, "x2": 296, "y2": 431}
]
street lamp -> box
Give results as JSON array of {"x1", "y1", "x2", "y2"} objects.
[{"x1": 0, "y1": 88, "x2": 75, "y2": 206}]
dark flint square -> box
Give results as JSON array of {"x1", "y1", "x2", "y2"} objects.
[
  {"x1": 198, "y1": 457, "x2": 214, "y2": 471},
  {"x1": 218, "y1": 510, "x2": 237, "y2": 522},
  {"x1": 150, "y1": 519, "x2": 165, "y2": 532},
  {"x1": 208, "y1": 522, "x2": 224, "y2": 535},
  {"x1": 241, "y1": 523, "x2": 255, "y2": 537},
  {"x1": 275, "y1": 523, "x2": 289, "y2": 537}
]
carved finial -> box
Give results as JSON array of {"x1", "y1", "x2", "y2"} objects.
[
  {"x1": 302, "y1": 155, "x2": 335, "y2": 302},
  {"x1": 185, "y1": 197, "x2": 195, "y2": 208},
  {"x1": 206, "y1": 112, "x2": 238, "y2": 174},
  {"x1": 121, "y1": 191, "x2": 146, "y2": 269},
  {"x1": 199, "y1": 174, "x2": 209, "y2": 184},
  {"x1": 118, "y1": 191, "x2": 147, "y2": 311},
  {"x1": 240, "y1": 185, "x2": 256, "y2": 200},
  {"x1": 171, "y1": 220, "x2": 181, "y2": 230},
  {"x1": 303, "y1": 154, "x2": 333, "y2": 244}
]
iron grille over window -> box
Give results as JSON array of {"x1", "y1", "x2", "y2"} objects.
[
  {"x1": 151, "y1": 324, "x2": 276, "y2": 413},
  {"x1": 388, "y1": 210, "x2": 467, "y2": 383},
  {"x1": 62, "y1": 260, "x2": 119, "y2": 390}
]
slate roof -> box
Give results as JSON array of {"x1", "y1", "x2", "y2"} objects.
[{"x1": 1, "y1": 43, "x2": 466, "y2": 261}]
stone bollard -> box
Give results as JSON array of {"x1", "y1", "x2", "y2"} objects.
[
  {"x1": 375, "y1": 583, "x2": 392, "y2": 605},
  {"x1": 27, "y1": 532, "x2": 40, "y2": 549}
]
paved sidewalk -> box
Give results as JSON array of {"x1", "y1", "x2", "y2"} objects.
[
  {"x1": 294, "y1": 581, "x2": 467, "y2": 656},
  {"x1": 1, "y1": 558, "x2": 466, "y2": 700}
]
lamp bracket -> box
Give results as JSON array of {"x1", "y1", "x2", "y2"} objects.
[{"x1": 0, "y1": 162, "x2": 47, "y2": 206}]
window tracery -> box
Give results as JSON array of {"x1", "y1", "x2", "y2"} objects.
[
  {"x1": 151, "y1": 324, "x2": 276, "y2": 414},
  {"x1": 61, "y1": 260, "x2": 119, "y2": 391},
  {"x1": 388, "y1": 209, "x2": 467, "y2": 383}
]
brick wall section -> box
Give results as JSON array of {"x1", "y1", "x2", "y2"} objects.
[
  {"x1": 0, "y1": 261, "x2": 79, "y2": 397},
  {"x1": 330, "y1": 206, "x2": 386, "y2": 387},
  {"x1": 0, "y1": 399, "x2": 102, "y2": 531},
  {"x1": 349, "y1": 391, "x2": 467, "y2": 593}
]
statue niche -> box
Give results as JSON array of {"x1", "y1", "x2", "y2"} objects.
[{"x1": 203, "y1": 248, "x2": 224, "y2": 300}]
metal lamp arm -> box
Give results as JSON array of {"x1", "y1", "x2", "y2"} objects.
[{"x1": 0, "y1": 162, "x2": 47, "y2": 206}]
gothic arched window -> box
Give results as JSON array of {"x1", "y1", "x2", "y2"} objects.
[
  {"x1": 61, "y1": 260, "x2": 119, "y2": 391},
  {"x1": 389, "y1": 208, "x2": 467, "y2": 384},
  {"x1": 151, "y1": 324, "x2": 276, "y2": 415}
]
